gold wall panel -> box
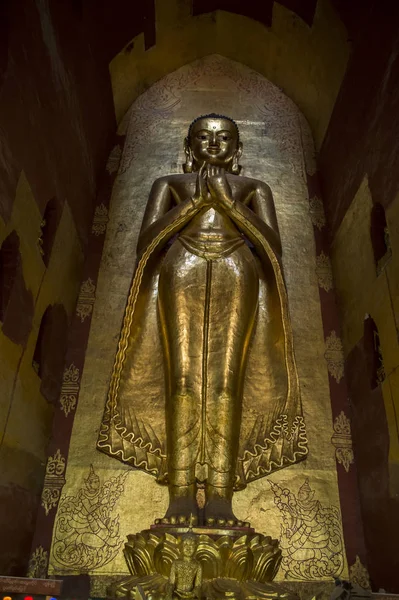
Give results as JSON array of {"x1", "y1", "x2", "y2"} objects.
[{"x1": 50, "y1": 56, "x2": 346, "y2": 580}]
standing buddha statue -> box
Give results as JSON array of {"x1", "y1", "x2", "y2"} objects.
[{"x1": 98, "y1": 114, "x2": 307, "y2": 527}]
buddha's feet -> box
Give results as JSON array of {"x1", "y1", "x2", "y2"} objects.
[
  {"x1": 154, "y1": 495, "x2": 199, "y2": 526},
  {"x1": 203, "y1": 496, "x2": 250, "y2": 527},
  {"x1": 205, "y1": 516, "x2": 251, "y2": 528},
  {"x1": 153, "y1": 514, "x2": 250, "y2": 528},
  {"x1": 154, "y1": 514, "x2": 198, "y2": 526}
]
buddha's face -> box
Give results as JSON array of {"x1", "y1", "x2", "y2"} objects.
[
  {"x1": 181, "y1": 537, "x2": 197, "y2": 559},
  {"x1": 188, "y1": 117, "x2": 239, "y2": 170}
]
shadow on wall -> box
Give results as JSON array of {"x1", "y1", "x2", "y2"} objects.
[
  {"x1": 32, "y1": 304, "x2": 69, "y2": 405},
  {"x1": 0, "y1": 230, "x2": 34, "y2": 346},
  {"x1": 346, "y1": 315, "x2": 399, "y2": 591}
]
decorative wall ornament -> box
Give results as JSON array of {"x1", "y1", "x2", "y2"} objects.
[
  {"x1": 92, "y1": 204, "x2": 109, "y2": 236},
  {"x1": 60, "y1": 363, "x2": 80, "y2": 417},
  {"x1": 324, "y1": 331, "x2": 345, "y2": 383},
  {"x1": 106, "y1": 144, "x2": 122, "y2": 175},
  {"x1": 309, "y1": 196, "x2": 326, "y2": 230},
  {"x1": 37, "y1": 219, "x2": 46, "y2": 257},
  {"x1": 27, "y1": 546, "x2": 49, "y2": 579},
  {"x1": 349, "y1": 556, "x2": 371, "y2": 590},
  {"x1": 270, "y1": 479, "x2": 344, "y2": 580},
  {"x1": 51, "y1": 465, "x2": 128, "y2": 572},
  {"x1": 331, "y1": 411, "x2": 354, "y2": 473},
  {"x1": 315, "y1": 252, "x2": 333, "y2": 292},
  {"x1": 41, "y1": 449, "x2": 66, "y2": 516},
  {"x1": 76, "y1": 278, "x2": 96, "y2": 323},
  {"x1": 90, "y1": 576, "x2": 117, "y2": 598}
]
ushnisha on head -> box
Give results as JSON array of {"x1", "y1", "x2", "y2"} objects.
[{"x1": 183, "y1": 114, "x2": 243, "y2": 174}]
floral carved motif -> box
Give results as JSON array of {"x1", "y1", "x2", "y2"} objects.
[
  {"x1": 270, "y1": 478, "x2": 344, "y2": 580},
  {"x1": 324, "y1": 331, "x2": 345, "y2": 383},
  {"x1": 76, "y1": 278, "x2": 96, "y2": 323},
  {"x1": 106, "y1": 144, "x2": 122, "y2": 175},
  {"x1": 331, "y1": 411, "x2": 354, "y2": 473},
  {"x1": 92, "y1": 203, "x2": 109, "y2": 236},
  {"x1": 309, "y1": 196, "x2": 326, "y2": 230},
  {"x1": 60, "y1": 363, "x2": 80, "y2": 417},
  {"x1": 41, "y1": 449, "x2": 66, "y2": 516},
  {"x1": 350, "y1": 556, "x2": 371, "y2": 590},
  {"x1": 316, "y1": 252, "x2": 333, "y2": 292},
  {"x1": 27, "y1": 546, "x2": 49, "y2": 579},
  {"x1": 52, "y1": 465, "x2": 128, "y2": 572}
]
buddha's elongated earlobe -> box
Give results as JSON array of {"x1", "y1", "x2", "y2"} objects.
[
  {"x1": 183, "y1": 138, "x2": 193, "y2": 173},
  {"x1": 231, "y1": 142, "x2": 243, "y2": 175}
]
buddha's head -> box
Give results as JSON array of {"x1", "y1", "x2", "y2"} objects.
[
  {"x1": 180, "y1": 533, "x2": 199, "y2": 559},
  {"x1": 184, "y1": 114, "x2": 242, "y2": 174}
]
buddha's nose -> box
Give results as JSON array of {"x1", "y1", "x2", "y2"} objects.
[{"x1": 210, "y1": 131, "x2": 219, "y2": 146}]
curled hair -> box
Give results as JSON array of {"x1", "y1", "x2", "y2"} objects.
[
  {"x1": 187, "y1": 113, "x2": 240, "y2": 143},
  {"x1": 181, "y1": 532, "x2": 199, "y2": 545}
]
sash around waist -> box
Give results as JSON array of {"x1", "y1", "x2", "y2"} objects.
[{"x1": 178, "y1": 233, "x2": 245, "y2": 259}]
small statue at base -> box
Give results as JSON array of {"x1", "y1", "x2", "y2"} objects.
[{"x1": 166, "y1": 534, "x2": 202, "y2": 600}]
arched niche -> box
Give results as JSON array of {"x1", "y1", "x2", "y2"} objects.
[
  {"x1": 33, "y1": 304, "x2": 69, "y2": 404},
  {"x1": 0, "y1": 230, "x2": 20, "y2": 323},
  {"x1": 364, "y1": 314, "x2": 385, "y2": 390},
  {"x1": 58, "y1": 55, "x2": 346, "y2": 580},
  {"x1": 0, "y1": 230, "x2": 34, "y2": 346},
  {"x1": 109, "y1": 2, "x2": 349, "y2": 148},
  {"x1": 39, "y1": 198, "x2": 62, "y2": 267},
  {"x1": 370, "y1": 202, "x2": 391, "y2": 275}
]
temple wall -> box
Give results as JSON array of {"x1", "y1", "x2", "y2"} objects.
[
  {"x1": 109, "y1": 0, "x2": 349, "y2": 148},
  {"x1": 0, "y1": 171, "x2": 83, "y2": 575},
  {"x1": 0, "y1": 0, "x2": 351, "y2": 578},
  {"x1": 328, "y1": 179, "x2": 399, "y2": 591},
  {"x1": 26, "y1": 56, "x2": 369, "y2": 595},
  {"x1": 317, "y1": 2, "x2": 399, "y2": 591},
  {"x1": 0, "y1": 0, "x2": 115, "y2": 576},
  {"x1": 5, "y1": 0, "x2": 399, "y2": 592}
]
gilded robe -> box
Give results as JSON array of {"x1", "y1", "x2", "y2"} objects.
[{"x1": 97, "y1": 196, "x2": 308, "y2": 488}]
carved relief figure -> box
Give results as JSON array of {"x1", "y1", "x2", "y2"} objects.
[
  {"x1": 98, "y1": 114, "x2": 307, "y2": 525},
  {"x1": 165, "y1": 534, "x2": 202, "y2": 600}
]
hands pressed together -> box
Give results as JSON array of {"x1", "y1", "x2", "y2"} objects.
[{"x1": 191, "y1": 162, "x2": 234, "y2": 210}]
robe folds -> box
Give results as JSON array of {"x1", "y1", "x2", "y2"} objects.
[{"x1": 97, "y1": 201, "x2": 308, "y2": 489}]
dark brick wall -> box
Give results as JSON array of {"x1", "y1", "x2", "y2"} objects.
[
  {"x1": 0, "y1": 0, "x2": 155, "y2": 246},
  {"x1": 0, "y1": 482, "x2": 42, "y2": 576},
  {"x1": 346, "y1": 341, "x2": 399, "y2": 592},
  {"x1": 0, "y1": 0, "x2": 154, "y2": 577},
  {"x1": 320, "y1": 0, "x2": 399, "y2": 237}
]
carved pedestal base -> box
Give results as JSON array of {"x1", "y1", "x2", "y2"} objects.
[{"x1": 109, "y1": 526, "x2": 298, "y2": 600}]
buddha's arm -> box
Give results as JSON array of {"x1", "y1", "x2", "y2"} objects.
[
  {"x1": 195, "y1": 563, "x2": 203, "y2": 588},
  {"x1": 227, "y1": 183, "x2": 282, "y2": 257},
  {"x1": 136, "y1": 178, "x2": 200, "y2": 257}
]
